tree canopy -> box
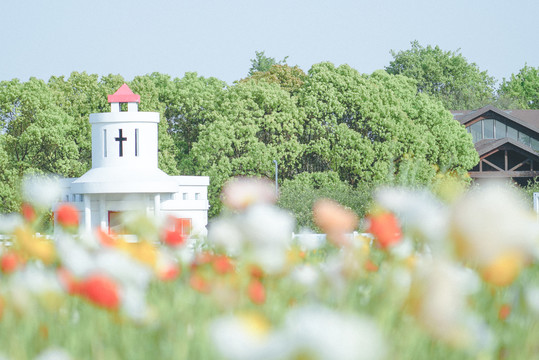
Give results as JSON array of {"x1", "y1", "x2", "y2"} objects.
[
  {"x1": 242, "y1": 64, "x2": 307, "y2": 95},
  {"x1": 248, "y1": 51, "x2": 289, "y2": 76},
  {"x1": 498, "y1": 65, "x2": 539, "y2": 109},
  {"x1": 386, "y1": 41, "x2": 496, "y2": 110},
  {"x1": 0, "y1": 58, "x2": 480, "y2": 218},
  {"x1": 191, "y1": 62, "x2": 478, "y2": 216}
]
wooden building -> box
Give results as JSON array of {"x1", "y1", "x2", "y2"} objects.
[{"x1": 451, "y1": 105, "x2": 539, "y2": 185}]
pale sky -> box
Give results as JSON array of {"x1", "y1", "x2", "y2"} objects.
[{"x1": 1, "y1": 0, "x2": 538, "y2": 86}]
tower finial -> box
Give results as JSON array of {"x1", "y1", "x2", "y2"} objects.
[{"x1": 108, "y1": 84, "x2": 140, "y2": 103}]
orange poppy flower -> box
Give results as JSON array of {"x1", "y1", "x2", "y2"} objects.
[{"x1": 367, "y1": 212, "x2": 402, "y2": 249}]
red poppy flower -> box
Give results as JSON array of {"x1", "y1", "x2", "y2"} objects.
[
  {"x1": 159, "y1": 266, "x2": 180, "y2": 281},
  {"x1": 367, "y1": 212, "x2": 402, "y2": 249},
  {"x1": 96, "y1": 228, "x2": 117, "y2": 247},
  {"x1": 56, "y1": 203, "x2": 79, "y2": 228},
  {"x1": 21, "y1": 203, "x2": 36, "y2": 223},
  {"x1": 57, "y1": 267, "x2": 81, "y2": 295},
  {"x1": 189, "y1": 274, "x2": 211, "y2": 293},
  {"x1": 248, "y1": 280, "x2": 266, "y2": 305},
  {"x1": 364, "y1": 259, "x2": 379, "y2": 272},
  {"x1": 80, "y1": 274, "x2": 121, "y2": 310},
  {"x1": 190, "y1": 251, "x2": 214, "y2": 270},
  {"x1": 212, "y1": 255, "x2": 235, "y2": 274},
  {"x1": 163, "y1": 229, "x2": 186, "y2": 247},
  {"x1": 0, "y1": 252, "x2": 22, "y2": 274},
  {"x1": 249, "y1": 265, "x2": 265, "y2": 279},
  {"x1": 498, "y1": 304, "x2": 511, "y2": 321}
]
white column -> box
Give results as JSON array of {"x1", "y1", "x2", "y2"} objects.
[
  {"x1": 84, "y1": 194, "x2": 91, "y2": 234},
  {"x1": 99, "y1": 196, "x2": 107, "y2": 230},
  {"x1": 154, "y1": 194, "x2": 161, "y2": 218}
]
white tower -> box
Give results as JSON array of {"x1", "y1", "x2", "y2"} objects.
[
  {"x1": 63, "y1": 84, "x2": 209, "y2": 236},
  {"x1": 72, "y1": 84, "x2": 177, "y2": 194}
]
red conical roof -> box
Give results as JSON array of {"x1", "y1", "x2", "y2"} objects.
[{"x1": 107, "y1": 84, "x2": 140, "y2": 103}]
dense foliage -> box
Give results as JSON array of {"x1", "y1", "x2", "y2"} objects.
[
  {"x1": 247, "y1": 51, "x2": 289, "y2": 76},
  {"x1": 277, "y1": 172, "x2": 371, "y2": 231},
  {"x1": 386, "y1": 41, "x2": 496, "y2": 110},
  {"x1": 7, "y1": 43, "x2": 539, "y2": 218},
  {"x1": 191, "y1": 63, "x2": 478, "y2": 217},
  {"x1": 499, "y1": 65, "x2": 539, "y2": 110}
]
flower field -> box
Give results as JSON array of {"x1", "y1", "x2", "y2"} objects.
[{"x1": 1, "y1": 177, "x2": 539, "y2": 359}]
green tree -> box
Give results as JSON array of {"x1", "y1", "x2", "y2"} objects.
[
  {"x1": 278, "y1": 171, "x2": 371, "y2": 230},
  {"x1": 297, "y1": 63, "x2": 478, "y2": 188},
  {"x1": 248, "y1": 51, "x2": 288, "y2": 76},
  {"x1": 386, "y1": 41, "x2": 496, "y2": 109},
  {"x1": 190, "y1": 80, "x2": 305, "y2": 216},
  {"x1": 498, "y1": 65, "x2": 539, "y2": 109},
  {"x1": 0, "y1": 136, "x2": 21, "y2": 213},
  {"x1": 242, "y1": 64, "x2": 307, "y2": 95},
  {"x1": 0, "y1": 78, "x2": 84, "y2": 177},
  {"x1": 190, "y1": 62, "x2": 477, "y2": 218},
  {"x1": 48, "y1": 72, "x2": 112, "y2": 172},
  {"x1": 129, "y1": 73, "x2": 179, "y2": 174},
  {"x1": 164, "y1": 73, "x2": 226, "y2": 173}
]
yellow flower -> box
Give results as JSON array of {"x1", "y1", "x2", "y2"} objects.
[
  {"x1": 480, "y1": 251, "x2": 524, "y2": 287},
  {"x1": 238, "y1": 313, "x2": 271, "y2": 337},
  {"x1": 116, "y1": 238, "x2": 158, "y2": 267},
  {"x1": 14, "y1": 227, "x2": 56, "y2": 265}
]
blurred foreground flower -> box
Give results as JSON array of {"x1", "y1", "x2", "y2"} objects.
[
  {"x1": 374, "y1": 187, "x2": 447, "y2": 245},
  {"x1": 208, "y1": 204, "x2": 294, "y2": 275},
  {"x1": 14, "y1": 227, "x2": 56, "y2": 265},
  {"x1": 221, "y1": 177, "x2": 277, "y2": 211},
  {"x1": 56, "y1": 203, "x2": 79, "y2": 230},
  {"x1": 21, "y1": 203, "x2": 37, "y2": 223},
  {"x1": 0, "y1": 251, "x2": 24, "y2": 274},
  {"x1": 35, "y1": 347, "x2": 72, "y2": 360},
  {"x1": 210, "y1": 305, "x2": 385, "y2": 360},
  {"x1": 450, "y1": 185, "x2": 539, "y2": 286},
  {"x1": 283, "y1": 305, "x2": 386, "y2": 360},
  {"x1": 406, "y1": 258, "x2": 489, "y2": 348},
  {"x1": 162, "y1": 218, "x2": 189, "y2": 247},
  {"x1": 210, "y1": 313, "x2": 283, "y2": 360},
  {"x1": 366, "y1": 211, "x2": 402, "y2": 250},
  {"x1": 78, "y1": 274, "x2": 121, "y2": 310},
  {"x1": 22, "y1": 175, "x2": 62, "y2": 209},
  {"x1": 313, "y1": 199, "x2": 358, "y2": 247}
]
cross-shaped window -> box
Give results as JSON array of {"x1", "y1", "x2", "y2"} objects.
[{"x1": 115, "y1": 129, "x2": 127, "y2": 157}]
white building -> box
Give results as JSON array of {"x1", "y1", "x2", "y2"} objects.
[{"x1": 57, "y1": 84, "x2": 209, "y2": 237}]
